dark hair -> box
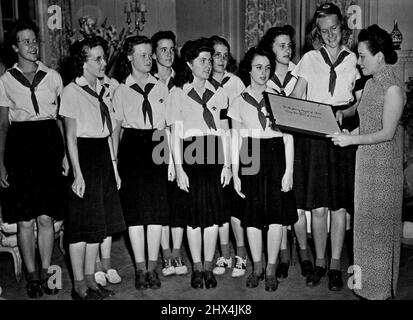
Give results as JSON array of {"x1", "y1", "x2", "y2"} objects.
[
  {"x1": 70, "y1": 36, "x2": 105, "y2": 78},
  {"x1": 209, "y1": 35, "x2": 237, "y2": 73},
  {"x1": 258, "y1": 25, "x2": 296, "y2": 60},
  {"x1": 307, "y1": 2, "x2": 351, "y2": 49},
  {"x1": 116, "y1": 35, "x2": 152, "y2": 81},
  {"x1": 150, "y1": 30, "x2": 180, "y2": 75},
  {"x1": 236, "y1": 47, "x2": 275, "y2": 86},
  {"x1": 358, "y1": 24, "x2": 398, "y2": 65},
  {"x1": 10, "y1": 19, "x2": 39, "y2": 45},
  {"x1": 174, "y1": 37, "x2": 213, "y2": 88}
]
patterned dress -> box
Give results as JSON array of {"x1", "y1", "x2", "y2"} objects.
[{"x1": 354, "y1": 65, "x2": 405, "y2": 300}]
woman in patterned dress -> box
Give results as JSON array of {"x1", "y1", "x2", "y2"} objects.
[{"x1": 329, "y1": 24, "x2": 405, "y2": 300}]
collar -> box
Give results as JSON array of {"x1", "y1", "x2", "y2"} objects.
[
  {"x1": 75, "y1": 76, "x2": 103, "y2": 93},
  {"x1": 125, "y1": 73, "x2": 159, "y2": 87},
  {"x1": 319, "y1": 45, "x2": 351, "y2": 61},
  {"x1": 243, "y1": 85, "x2": 276, "y2": 101},
  {"x1": 11, "y1": 61, "x2": 49, "y2": 74},
  {"x1": 183, "y1": 80, "x2": 217, "y2": 96},
  {"x1": 372, "y1": 64, "x2": 393, "y2": 82}
]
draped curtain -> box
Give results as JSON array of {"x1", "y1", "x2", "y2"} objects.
[
  {"x1": 245, "y1": 0, "x2": 289, "y2": 50},
  {"x1": 46, "y1": 0, "x2": 73, "y2": 71}
]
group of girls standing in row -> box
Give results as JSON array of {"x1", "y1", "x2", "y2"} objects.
[{"x1": 0, "y1": 2, "x2": 405, "y2": 301}]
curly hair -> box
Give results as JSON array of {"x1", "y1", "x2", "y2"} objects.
[
  {"x1": 174, "y1": 37, "x2": 214, "y2": 88},
  {"x1": 70, "y1": 36, "x2": 105, "y2": 78},
  {"x1": 115, "y1": 35, "x2": 152, "y2": 82},
  {"x1": 358, "y1": 24, "x2": 398, "y2": 65},
  {"x1": 258, "y1": 25, "x2": 296, "y2": 60},
  {"x1": 209, "y1": 35, "x2": 237, "y2": 73},
  {"x1": 9, "y1": 19, "x2": 39, "y2": 45},
  {"x1": 236, "y1": 47, "x2": 275, "y2": 87}
]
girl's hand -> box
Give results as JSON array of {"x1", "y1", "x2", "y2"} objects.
[
  {"x1": 233, "y1": 175, "x2": 245, "y2": 199},
  {"x1": 327, "y1": 131, "x2": 353, "y2": 147},
  {"x1": 335, "y1": 110, "x2": 344, "y2": 126},
  {"x1": 62, "y1": 154, "x2": 70, "y2": 176},
  {"x1": 0, "y1": 164, "x2": 9, "y2": 188},
  {"x1": 72, "y1": 175, "x2": 85, "y2": 198},
  {"x1": 168, "y1": 161, "x2": 176, "y2": 182},
  {"x1": 176, "y1": 167, "x2": 189, "y2": 192},
  {"x1": 281, "y1": 171, "x2": 293, "y2": 193},
  {"x1": 221, "y1": 166, "x2": 232, "y2": 187}
]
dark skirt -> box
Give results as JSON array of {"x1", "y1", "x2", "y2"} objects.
[
  {"x1": 65, "y1": 138, "x2": 125, "y2": 244},
  {"x1": 118, "y1": 128, "x2": 170, "y2": 226},
  {"x1": 0, "y1": 120, "x2": 66, "y2": 223},
  {"x1": 171, "y1": 135, "x2": 226, "y2": 229},
  {"x1": 235, "y1": 137, "x2": 298, "y2": 229},
  {"x1": 293, "y1": 106, "x2": 358, "y2": 214}
]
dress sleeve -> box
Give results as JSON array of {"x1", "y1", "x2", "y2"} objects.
[
  {"x1": 112, "y1": 84, "x2": 125, "y2": 123},
  {"x1": 227, "y1": 95, "x2": 242, "y2": 122},
  {"x1": 59, "y1": 84, "x2": 79, "y2": 119},
  {"x1": 292, "y1": 52, "x2": 312, "y2": 81},
  {"x1": 165, "y1": 87, "x2": 183, "y2": 126},
  {"x1": 0, "y1": 79, "x2": 11, "y2": 108}
]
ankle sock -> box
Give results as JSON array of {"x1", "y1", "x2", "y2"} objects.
[
  {"x1": 171, "y1": 248, "x2": 181, "y2": 259},
  {"x1": 101, "y1": 258, "x2": 111, "y2": 271},
  {"x1": 74, "y1": 279, "x2": 88, "y2": 296},
  {"x1": 236, "y1": 246, "x2": 247, "y2": 259},
  {"x1": 266, "y1": 263, "x2": 276, "y2": 276},
  {"x1": 135, "y1": 261, "x2": 146, "y2": 272},
  {"x1": 315, "y1": 258, "x2": 326, "y2": 268},
  {"x1": 163, "y1": 249, "x2": 172, "y2": 260},
  {"x1": 26, "y1": 270, "x2": 39, "y2": 282},
  {"x1": 220, "y1": 244, "x2": 230, "y2": 260},
  {"x1": 253, "y1": 261, "x2": 263, "y2": 275},
  {"x1": 147, "y1": 260, "x2": 158, "y2": 272},
  {"x1": 204, "y1": 261, "x2": 213, "y2": 272},
  {"x1": 193, "y1": 262, "x2": 203, "y2": 272},
  {"x1": 280, "y1": 249, "x2": 290, "y2": 264},
  {"x1": 85, "y1": 274, "x2": 99, "y2": 290},
  {"x1": 330, "y1": 258, "x2": 341, "y2": 271},
  {"x1": 299, "y1": 249, "x2": 310, "y2": 261},
  {"x1": 40, "y1": 268, "x2": 49, "y2": 281}
]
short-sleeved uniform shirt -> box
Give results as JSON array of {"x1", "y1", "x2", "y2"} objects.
[
  {"x1": 166, "y1": 81, "x2": 228, "y2": 139},
  {"x1": 59, "y1": 76, "x2": 120, "y2": 138},
  {"x1": 292, "y1": 46, "x2": 359, "y2": 105},
  {"x1": 113, "y1": 74, "x2": 169, "y2": 130},
  {"x1": 154, "y1": 69, "x2": 176, "y2": 92},
  {"x1": 228, "y1": 86, "x2": 284, "y2": 139},
  {"x1": 267, "y1": 61, "x2": 297, "y2": 96},
  {"x1": 0, "y1": 61, "x2": 63, "y2": 122}
]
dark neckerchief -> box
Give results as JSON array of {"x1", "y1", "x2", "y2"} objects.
[
  {"x1": 209, "y1": 76, "x2": 231, "y2": 91},
  {"x1": 319, "y1": 47, "x2": 350, "y2": 96},
  {"x1": 167, "y1": 77, "x2": 175, "y2": 91},
  {"x1": 241, "y1": 92, "x2": 267, "y2": 130},
  {"x1": 129, "y1": 82, "x2": 156, "y2": 128},
  {"x1": 187, "y1": 88, "x2": 217, "y2": 130},
  {"x1": 8, "y1": 68, "x2": 48, "y2": 115},
  {"x1": 270, "y1": 71, "x2": 293, "y2": 96},
  {"x1": 79, "y1": 83, "x2": 113, "y2": 134}
]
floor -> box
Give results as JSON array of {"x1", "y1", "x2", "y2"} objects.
[{"x1": 1, "y1": 233, "x2": 413, "y2": 300}]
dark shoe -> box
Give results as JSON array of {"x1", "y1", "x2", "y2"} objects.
[
  {"x1": 190, "y1": 270, "x2": 204, "y2": 289},
  {"x1": 265, "y1": 274, "x2": 279, "y2": 292},
  {"x1": 146, "y1": 271, "x2": 161, "y2": 289},
  {"x1": 135, "y1": 270, "x2": 148, "y2": 290},
  {"x1": 203, "y1": 271, "x2": 217, "y2": 289},
  {"x1": 328, "y1": 270, "x2": 344, "y2": 291},
  {"x1": 275, "y1": 262, "x2": 289, "y2": 279},
  {"x1": 246, "y1": 271, "x2": 264, "y2": 288},
  {"x1": 26, "y1": 280, "x2": 43, "y2": 299},
  {"x1": 41, "y1": 277, "x2": 59, "y2": 295},
  {"x1": 300, "y1": 260, "x2": 313, "y2": 277},
  {"x1": 306, "y1": 266, "x2": 327, "y2": 287},
  {"x1": 71, "y1": 288, "x2": 103, "y2": 300},
  {"x1": 93, "y1": 284, "x2": 115, "y2": 298}
]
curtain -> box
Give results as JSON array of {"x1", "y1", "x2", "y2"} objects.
[
  {"x1": 245, "y1": 0, "x2": 289, "y2": 50},
  {"x1": 46, "y1": 0, "x2": 73, "y2": 73}
]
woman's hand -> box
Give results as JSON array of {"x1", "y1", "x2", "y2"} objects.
[
  {"x1": 72, "y1": 175, "x2": 85, "y2": 198},
  {"x1": 233, "y1": 175, "x2": 245, "y2": 199},
  {"x1": 62, "y1": 154, "x2": 70, "y2": 176},
  {"x1": 327, "y1": 131, "x2": 354, "y2": 147},
  {"x1": 335, "y1": 110, "x2": 344, "y2": 126},
  {"x1": 221, "y1": 166, "x2": 232, "y2": 187},
  {"x1": 176, "y1": 167, "x2": 189, "y2": 192},
  {"x1": 281, "y1": 171, "x2": 293, "y2": 193},
  {"x1": 0, "y1": 164, "x2": 9, "y2": 188},
  {"x1": 168, "y1": 161, "x2": 176, "y2": 182}
]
